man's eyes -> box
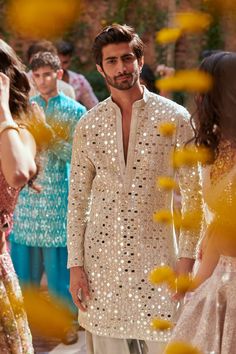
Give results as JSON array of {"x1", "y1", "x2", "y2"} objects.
[
  {"x1": 123, "y1": 56, "x2": 133, "y2": 62},
  {"x1": 107, "y1": 59, "x2": 116, "y2": 64}
]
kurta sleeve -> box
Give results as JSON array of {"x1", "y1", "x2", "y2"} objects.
[
  {"x1": 67, "y1": 121, "x2": 96, "y2": 267},
  {"x1": 175, "y1": 109, "x2": 204, "y2": 259}
]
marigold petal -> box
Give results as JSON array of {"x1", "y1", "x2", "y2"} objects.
[
  {"x1": 175, "y1": 11, "x2": 212, "y2": 33},
  {"x1": 156, "y1": 70, "x2": 213, "y2": 93},
  {"x1": 156, "y1": 28, "x2": 182, "y2": 44},
  {"x1": 151, "y1": 317, "x2": 173, "y2": 331},
  {"x1": 153, "y1": 210, "x2": 173, "y2": 224},
  {"x1": 6, "y1": 0, "x2": 81, "y2": 39},
  {"x1": 148, "y1": 266, "x2": 175, "y2": 285},
  {"x1": 159, "y1": 122, "x2": 176, "y2": 137},
  {"x1": 166, "y1": 341, "x2": 203, "y2": 354}
]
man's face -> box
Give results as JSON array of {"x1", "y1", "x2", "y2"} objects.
[
  {"x1": 32, "y1": 66, "x2": 59, "y2": 96},
  {"x1": 97, "y1": 42, "x2": 143, "y2": 91},
  {"x1": 58, "y1": 54, "x2": 71, "y2": 70}
]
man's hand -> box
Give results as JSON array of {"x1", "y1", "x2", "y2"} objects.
[
  {"x1": 69, "y1": 266, "x2": 90, "y2": 312},
  {"x1": 175, "y1": 257, "x2": 195, "y2": 275},
  {"x1": 172, "y1": 257, "x2": 195, "y2": 301}
]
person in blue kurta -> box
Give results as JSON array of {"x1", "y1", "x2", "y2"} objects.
[{"x1": 10, "y1": 52, "x2": 86, "y2": 343}]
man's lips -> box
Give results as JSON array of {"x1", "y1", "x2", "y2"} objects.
[{"x1": 116, "y1": 74, "x2": 131, "y2": 80}]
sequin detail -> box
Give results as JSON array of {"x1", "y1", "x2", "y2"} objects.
[
  {"x1": 0, "y1": 169, "x2": 19, "y2": 234},
  {"x1": 210, "y1": 140, "x2": 236, "y2": 184},
  {"x1": 0, "y1": 252, "x2": 34, "y2": 353},
  {"x1": 67, "y1": 88, "x2": 202, "y2": 341},
  {"x1": 167, "y1": 255, "x2": 236, "y2": 354}
]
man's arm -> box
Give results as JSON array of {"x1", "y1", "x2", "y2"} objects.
[
  {"x1": 67, "y1": 121, "x2": 95, "y2": 310},
  {"x1": 78, "y1": 75, "x2": 98, "y2": 110},
  {"x1": 175, "y1": 110, "x2": 204, "y2": 274}
]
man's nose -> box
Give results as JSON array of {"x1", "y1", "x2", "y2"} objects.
[
  {"x1": 117, "y1": 59, "x2": 127, "y2": 74},
  {"x1": 38, "y1": 76, "x2": 45, "y2": 85}
]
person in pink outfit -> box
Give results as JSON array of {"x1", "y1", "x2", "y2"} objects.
[{"x1": 56, "y1": 40, "x2": 98, "y2": 109}]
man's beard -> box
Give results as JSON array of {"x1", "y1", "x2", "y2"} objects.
[{"x1": 104, "y1": 70, "x2": 139, "y2": 91}]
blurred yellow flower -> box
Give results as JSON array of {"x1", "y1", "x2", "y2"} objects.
[
  {"x1": 148, "y1": 265, "x2": 175, "y2": 285},
  {"x1": 153, "y1": 209, "x2": 173, "y2": 224},
  {"x1": 22, "y1": 287, "x2": 73, "y2": 339},
  {"x1": 156, "y1": 70, "x2": 213, "y2": 93},
  {"x1": 101, "y1": 19, "x2": 108, "y2": 27},
  {"x1": 166, "y1": 341, "x2": 202, "y2": 354},
  {"x1": 156, "y1": 28, "x2": 182, "y2": 44},
  {"x1": 173, "y1": 210, "x2": 202, "y2": 231},
  {"x1": 171, "y1": 274, "x2": 197, "y2": 294},
  {"x1": 151, "y1": 317, "x2": 173, "y2": 331},
  {"x1": 6, "y1": 0, "x2": 81, "y2": 39},
  {"x1": 175, "y1": 11, "x2": 212, "y2": 33},
  {"x1": 157, "y1": 176, "x2": 177, "y2": 191},
  {"x1": 172, "y1": 146, "x2": 212, "y2": 168},
  {"x1": 159, "y1": 122, "x2": 176, "y2": 137}
]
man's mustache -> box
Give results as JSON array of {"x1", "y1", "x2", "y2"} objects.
[{"x1": 115, "y1": 73, "x2": 132, "y2": 79}]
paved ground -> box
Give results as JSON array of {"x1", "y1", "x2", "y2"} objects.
[{"x1": 34, "y1": 331, "x2": 86, "y2": 354}]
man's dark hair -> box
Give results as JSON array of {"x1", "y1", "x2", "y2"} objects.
[
  {"x1": 30, "y1": 52, "x2": 61, "y2": 71},
  {"x1": 92, "y1": 24, "x2": 144, "y2": 67},
  {"x1": 27, "y1": 40, "x2": 57, "y2": 63},
  {"x1": 56, "y1": 40, "x2": 74, "y2": 56}
]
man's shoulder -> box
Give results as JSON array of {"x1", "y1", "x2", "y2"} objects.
[
  {"x1": 30, "y1": 94, "x2": 41, "y2": 103},
  {"x1": 58, "y1": 92, "x2": 86, "y2": 112},
  {"x1": 147, "y1": 92, "x2": 190, "y2": 120},
  {"x1": 76, "y1": 97, "x2": 110, "y2": 127},
  {"x1": 68, "y1": 70, "x2": 85, "y2": 81}
]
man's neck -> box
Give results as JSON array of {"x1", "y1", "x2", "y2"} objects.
[
  {"x1": 111, "y1": 84, "x2": 144, "y2": 113},
  {"x1": 62, "y1": 70, "x2": 69, "y2": 83},
  {"x1": 40, "y1": 89, "x2": 59, "y2": 103}
]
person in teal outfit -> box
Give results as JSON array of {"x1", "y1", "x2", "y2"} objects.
[{"x1": 10, "y1": 52, "x2": 86, "y2": 343}]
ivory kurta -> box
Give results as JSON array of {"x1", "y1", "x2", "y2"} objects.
[{"x1": 67, "y1": 87, "x2": 202, "y2": 341}]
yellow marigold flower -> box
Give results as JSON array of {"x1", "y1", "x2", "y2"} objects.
[
  {"x1": 157, "y1": 176, "x2": 177, "y2": 191},
  {"x1": 166, "y1": 341, "x2": 202, "y2": 354},
  {"x1": 151, "y1": 317, "x2": 173, "y2": 331},
  {"x1": 153, "y1": 210, "x2": 173, "y2": 224},
  {"x1": 6, "y1": 0, "x2": 81, "y2": 39},
  {"x1": 172, "y1": 146, "x2": 212, "y2": 168},
  {"x1": 175, "y1": 11, "x2": 212, "y2": 33},
  {"x1": 159, "y1": 122, "x2": 176, "y2": 137},
  {"x1": 181, "y1": 211, "x2": 202, "y2": 231},
  {"x1": 172, "y1": 211, "x2": 182, "y2": 229},
  {"x1": 175, "y1": 274, "x2": 197, "y2": 294},
  {"x1": 173, "y1": 210, "x2": 202, "y2": 231},
  {"x1": 156, "y1": 28, "x2": 182, "y2": 44},
  {"x1": 148, "y1": 265, "x2": 175, "y2": 285},
  {"x1": 101, "y1": 19, "x2": 107, "y2": 27},
  {"x1": 156, "y1": 70, "x2": 213, "y2": 93},
  {"x1": 22, "y1": 287, "x2": 73, "y2": 339}
]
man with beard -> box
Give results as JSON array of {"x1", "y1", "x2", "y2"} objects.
[{"x1": 67, "y1": 24, "x2": 202, "y2": 354}]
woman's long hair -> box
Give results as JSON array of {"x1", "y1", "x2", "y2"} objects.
[
  {"x1": 191, "y1": 51, "x2": 236, "y2": 158},
  {"x1": 0, "y1": 39, "x2": 31, "y2": 119}
]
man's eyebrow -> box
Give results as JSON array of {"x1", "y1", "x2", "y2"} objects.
[{"x1": 104, "y1": 56, "x2": 117, "y2": 61}]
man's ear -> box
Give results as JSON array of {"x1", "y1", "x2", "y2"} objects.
[
  {"x1": 57, "y1": 69, "x2": 63, "y2": 80},
  {"x1": 96, "y1": 64, "x2": 105, "y2": 78},
  {"x1": 139, "y1": 56, "x2": 144, "y2": 73}
]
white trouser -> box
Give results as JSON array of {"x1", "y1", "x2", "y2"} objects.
[{"x1": 86, "y1": 331, "x2": 166, "y2": 354}]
